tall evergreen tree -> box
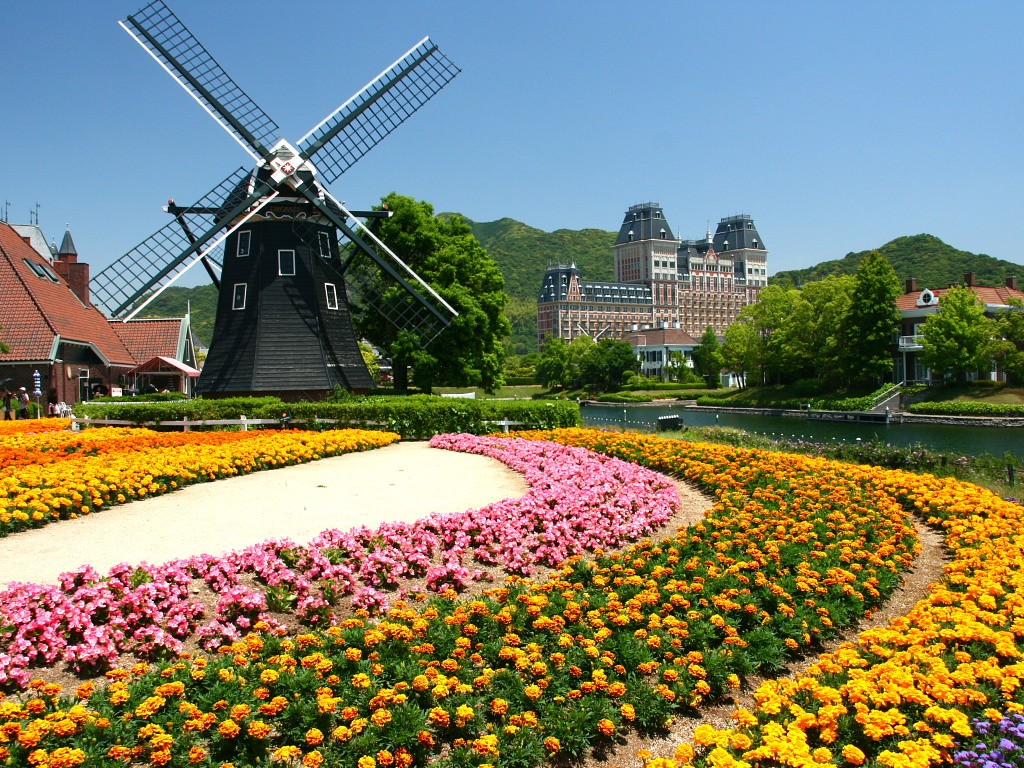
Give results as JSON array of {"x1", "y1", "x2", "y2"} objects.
[{"x1": 839, "y1": 251, "x2": 902, "y2": 386}]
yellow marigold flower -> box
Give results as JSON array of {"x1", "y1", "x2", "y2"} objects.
[
  {"x1": 673, "y1": 743, "x2": 695, "y2": 763},
  {"x1": 272, "y1": 745, "x2": 303, "y2": 762},
  {"x1": 841, "y1": 744, "x2": 866, "y2": 765},
  {"x1": 491, "y1": 698, "x2": 509, "y2": 715},
  {"x1": 544, "y1": 736, "x2": 561, "y2": 752},
  {"x1": 306, "y1": 727, "x2": 324, "y2": 745},
  {"x1": 218, "y1": 719, "x2": 241, "y2": 739},
  {"x1": 357, "y1": 756, "x2": 376, "y2": 768},
  {"x1": 303, "y1": 750, "x2": 324, "y2": 768},
  {"x1": 597, "y1": 718, "x2": 615, "y2": 736}
]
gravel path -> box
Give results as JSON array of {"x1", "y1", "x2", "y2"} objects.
[{"x1": 0, "y1": 441, "x2": 527, "y2": 588}]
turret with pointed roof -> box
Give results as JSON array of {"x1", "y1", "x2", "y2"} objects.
[{"x1": 51, "y1": 226, "x2": 90, "y2": 304}]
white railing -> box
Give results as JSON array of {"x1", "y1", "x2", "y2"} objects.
[{"x1": 898, "y1": 335, "x2": 923, "y2": 349}]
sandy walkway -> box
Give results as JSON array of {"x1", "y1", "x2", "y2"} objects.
[{"x1": 0, "y1": 442, "x2": 528, "y2": 588}]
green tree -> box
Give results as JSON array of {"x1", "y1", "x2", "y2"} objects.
[
  {"x1": 579, "y1": 338, "x2": 639, "y2": 393},
  {"x1": 360, "y1": 194, "x2": 510, "y2": 393},
  {"x1": 838, "y1": 251, "x2": 901, "y2": 386},
  {"x1": 359, "y1": 341, "x2": 381, "y2": 384},
  {"x1": 0, "y1": 325, "x2": 9, "y2": 355},
  {"x1": 692, "y1": 326, "x2": 725, "y2": 388},
  {"x1": 920, "y1": 286, "x2": 996, "y2": 383},
  {"x1": 994, "y1": 299, "x2": 1024, "y2": 385},
  {"x1": 801, "y1": 275, "x2": 856, "y2": 384},
  {"x1": 535, "y1": 336, "x2": 570, "y2": 389},
  {"x1": 722, "y1": 318, "x2": 759, "y2": 390},
  {"x1": 744, "y1": 284, "x2": 808, "y2": 384}
]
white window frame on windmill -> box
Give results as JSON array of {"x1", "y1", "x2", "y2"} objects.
[
  {"x1": 318, "y1": 231, "x2": 332, "y2": 259},
  {"x1": 237, "y1": 230, "x2": 251, "y2": 257},
  {"x1": 278, "y1": 250, "x2": 296, "y2": 276},
  {"x1": 325, "y1": 283, "x2": 339, "y2": 310},
  {"x1": 232, "y1": 283, "x2": 247, "y2": 310}
]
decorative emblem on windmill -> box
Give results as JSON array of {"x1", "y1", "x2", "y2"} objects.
[{"x1": 90, "y1": 0, "x2": 460, "y2": 398}]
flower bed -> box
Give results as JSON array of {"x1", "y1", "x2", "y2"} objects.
[
  {"x1": 0, "y1": 428, "x2": 398, "y2": 537},
  {"x1": 0, "y1": 434, "x2": 679, "y2": 690},
  {"x1": 0, "y1": 429, "x2": 940, "y2": 767}
]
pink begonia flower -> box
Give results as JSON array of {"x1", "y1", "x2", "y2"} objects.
[{"x1": 0, "y1": 434, "x2": 678, "y2": 689}]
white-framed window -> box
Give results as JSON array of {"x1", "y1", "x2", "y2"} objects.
[
  {"x1": 237, "y1": 230, "x2": 251, "y2": 257},
  {"x1": 278, "y1": 249, "x2": 296, "y2": 276},
  {"x1": 325, "y1": 282, "x2": 339, "y2": 310},
  {"x1": 232, "y1": 283, "x2": 247, "y2": 310},
  {"x1": 318, "y1": 231, "x2": 332, "y2": 259}
]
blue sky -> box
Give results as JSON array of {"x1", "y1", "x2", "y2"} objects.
[{"x1": 3, "y1": 1, "x2": 1023, "y2": 282}]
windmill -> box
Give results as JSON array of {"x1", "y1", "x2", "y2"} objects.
[{"x1": 90, "y1": 0, "x2": 460, "y2": 398}]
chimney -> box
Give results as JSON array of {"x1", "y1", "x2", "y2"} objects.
[
  {"x1": 1007, "y1": 276, "x2": 1018, "y2": 291},
  {"x1": 905, "y1": 277, "x2": 917, "y2": 293},
  {"x1": 964, "y1": 272, "x2": 977, "y2": 287}
]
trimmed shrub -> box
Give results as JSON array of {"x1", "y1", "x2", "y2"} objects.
[{"x1": 74, "y1": 396, "x2": 581, "y2": 438}]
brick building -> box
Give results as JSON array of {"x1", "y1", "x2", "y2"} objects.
[
  {"x1": 537, "y1": 203, "x2": 768, "y2": 348},
  {"x1": 0, "y1": 221, "x2": 196, "y2": 406}
]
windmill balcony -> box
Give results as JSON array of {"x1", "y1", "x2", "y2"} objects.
[{"x1": 898, "y1": 335, "x2": 924, "y2": 350}]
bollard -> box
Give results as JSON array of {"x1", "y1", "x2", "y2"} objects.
[{"x1": 240, "y1": 415, "x2": 248, "y2": 432}]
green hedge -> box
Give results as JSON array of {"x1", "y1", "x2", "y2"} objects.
[
  {"x1": 908, "y1": 400, "x2": 1024, "y2": 417},
  {"x1": 74, "y1": 396, "x2": 581, "y2": 439}
]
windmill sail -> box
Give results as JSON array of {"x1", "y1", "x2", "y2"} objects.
[
  {"x1": 292, "y1": 184, "x2": 457, "y2": 342},
  {"x1": 298, "y1": 37, "x2": 460, "y2": 184},
  {"x1": 121, "y1": 0, "x2": 279, "y2": 159},
  {"x1": 92, "y1": 167, "x2": 275, "y2": 318}
]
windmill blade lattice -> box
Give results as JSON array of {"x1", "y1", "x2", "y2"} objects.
[
  {"x1": 92, "y1": 166, "x2": 267, "y2": 318},
  {"x1": 343, "y1": 251, "x2": 451, "y2": 344},
  {"x1": 298, "y1": 38, "x2": 460, "y2": 184},
  {"x1": 121, "y1": 0, "x2": 279, "y2": 158}
]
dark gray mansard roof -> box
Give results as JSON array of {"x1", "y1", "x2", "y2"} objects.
[
  {"x1": 538, "y1": 264, "x2": 652, "y2": 305},
  {"x1": 615, "y1": 202, "x2": 676, "y2": 245},
  {"x1": 712, "y1": 214, "x2": 766, "y2": 252}
]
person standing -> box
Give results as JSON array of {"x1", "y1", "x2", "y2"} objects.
[
  {"x1": 17, "y1": 387, "x2": 29, "y2": 419},
  {"x1": 1, "y1": 389, "x2": 13, "y2": 420}
]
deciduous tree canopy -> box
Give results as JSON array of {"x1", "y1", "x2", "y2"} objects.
[{"x1": 359, "y1": 194, "x2": 510, "y2": 393}]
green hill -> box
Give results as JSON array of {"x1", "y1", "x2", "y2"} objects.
[
  {"x1": 466, "y1": 218, "x2": 616, "y2": 354},
  {"x1": 772, "y1": 234, "x2": 1024, "y2": 290},
  {"x1": 140, "y1": 283, "x2": 218, "y2": 347}
]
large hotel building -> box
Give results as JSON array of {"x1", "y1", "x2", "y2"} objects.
[{"x1": 537, "y1": 203, "x2": 768, "y2": 344}]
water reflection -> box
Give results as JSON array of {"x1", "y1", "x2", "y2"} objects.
[{"x1": 580, "y1": 402, "x2": 1023, "y2": 458}]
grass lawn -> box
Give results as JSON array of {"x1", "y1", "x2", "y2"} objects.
[
  {"x1": 432, "y1": 384, "x2": 546, "y2": 399},
  {"x1": 915, "y1": 383, "x2": 1024, "y2": 404}
]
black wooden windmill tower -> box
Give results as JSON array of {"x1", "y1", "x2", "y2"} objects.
[{"x1": 90, "y1": 0, "x2": 460, "y2": 398}]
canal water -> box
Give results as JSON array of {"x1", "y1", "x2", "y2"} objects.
[{"x1": 579, "y1": 402, "x2": 1024, "y2": 458}]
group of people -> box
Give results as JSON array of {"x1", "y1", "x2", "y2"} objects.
[{"x1": 1, "y1": 387, "x2": 31, "y2": 420}]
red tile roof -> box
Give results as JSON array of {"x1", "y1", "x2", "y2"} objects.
[
  {"x1": 111, "y1": 318, "x2": 184, "y2": 362},
  {"x1": 623, "y1": 328, "x2": 699, "y2": 346},
  {"x1": 896, "y1": 283, "x2": 1024, "y2": 311},
  {"x1": 0, "y1": 223, "x2": 136, "y2": 366}
]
